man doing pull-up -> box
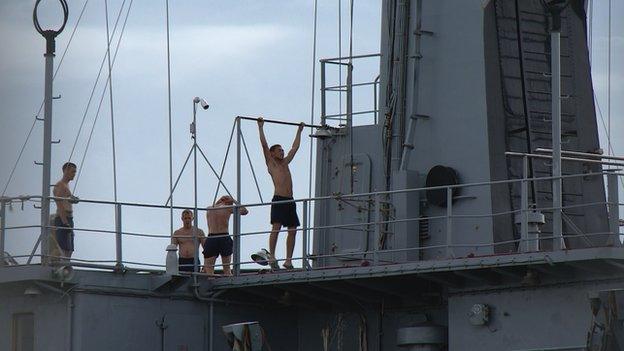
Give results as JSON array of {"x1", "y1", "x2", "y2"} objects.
[{"x1": 257, "y1": 117, "x2": 304, "y2": 270}]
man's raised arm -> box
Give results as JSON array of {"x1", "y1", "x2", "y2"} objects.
[
  {"x1": 285, "y1": 122, "x2": 304, "y2": 163},
  {"x1": 257, "y1": 118, "x2": 271, "y2": 162}
]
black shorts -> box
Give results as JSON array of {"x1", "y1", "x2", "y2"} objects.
[
  {"x1": 270, "y1": 195, "x2": 300, "y2": 228},
  {"x1": 203, "y1": 233, "x2": 233, "y2": 258},
  {"x1": 178, "y1": 257, "x2": 200, "y2": 272},
  {"x1": 54, "y1": 216, "x2": 74, "y2": 252}
]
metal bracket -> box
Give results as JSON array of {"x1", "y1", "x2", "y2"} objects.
[
  {"x1": 411, "y1": 114, "x2": 430, "y2": 120},
  {"x1": 414, "y1": 29, "x2": 434, "y2": 36},
  {"x1": 34, "y1": 161, "x2": 43, "y2": 166},
  {"x1": 52, "y1": 95, "x2": 61, "y2": 100},
  {"x1": 51, "y1": 139, "x2": 61, "y2": 144},
  {"x1": 35, "y1": 116, "x2": 44, "y2": 121}
]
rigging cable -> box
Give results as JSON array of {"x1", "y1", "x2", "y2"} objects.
[
  {"x1": 104, "y1": 0, "x2": 119, "y2": 201},
  {"x1": 68, "y1": 0, "x2": 128, "y2": 161},
  {"x1": 607, "y1": 0, "x2": 611, "y2": 157},
  {"x1": 588, "y1": 0, "x2": 593, "y2": 63},
  {"x1": 166, "y1": 0, "x2": 173, "y2": 235},
  {"x1": 348, "y1": 0, "x2": 354, "y2": 193},
  {"x1": 307, "y1": 0, "x2": 319, "y2": 229},
  {"x1": 73, "y1": 0, "x2": 134, "y2": 193},
  {"x1": 338, "y1": 0, "x2": 343, "y2": 125},
  {"x1": 1, "y1": 0, "x2": 90, "y2": 197}
]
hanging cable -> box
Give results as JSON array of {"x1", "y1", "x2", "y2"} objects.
[
  {"x1": 68, "y1": 0, "x2": 128, "y2": 161},
  {"x1": 307, "y1": 0, "x2": 319, "y2": 220},
  {"x1": 104, "y1": 0, "x2": 119, "y2": 201},
  {"x1": 165, "y1": 0, "x2": 173, "y2": 235},
  {"x1": 74, "y1": 0, "x2": 134, "y2": 193},
  {"x1": 1, "y1": 0, "x2": 90, "y2": 197}
]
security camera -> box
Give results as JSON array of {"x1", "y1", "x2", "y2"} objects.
[{"x1": 193, "y1": 97, "x2": 210, "y2": 110}]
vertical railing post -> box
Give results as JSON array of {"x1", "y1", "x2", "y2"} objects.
[
  {"x1": 446, "y1": 187, "x2": 454, "y2": 258},
  {"x1": 302, "y1": 200, "x2": 309, "y2": 270},
  {"x1": 520, "y1": 156, "x2": 529, "y2": 252},
  {"x1": 320, "y1": 61, "x2": 326, "y2": 126},
  {"x1": 114, "y1": 203, "x2": 124, "y2": 272},
  {"x1": 607, "y1": 172, "x2": 620, "y2": 245},
  {"x1": 373, "y1": 194, "x2": 381, "y2": 265},
  {"x1": 0, "y1": 200, "x2": 6, "y2": 267},
  {"x1": 233, "y1": 206, "x2": 240, "y2": 276},
  {"x1": 233, "y1": 117, "x2": 242, "y2": 276}
]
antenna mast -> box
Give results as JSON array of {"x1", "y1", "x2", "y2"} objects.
[{"x1": 33, "y1": 0, "x2": 68, "y2": 264}]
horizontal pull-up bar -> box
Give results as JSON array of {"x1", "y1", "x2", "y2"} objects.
[{"x1": 237, "y1": 116, "x2": 329, "y2": 129}]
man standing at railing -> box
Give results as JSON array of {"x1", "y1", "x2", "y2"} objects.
[
  {"x1": 257, "y1": 117, "x2": 304, "y2": 270},
  {"x1": 172, "y1": 209, "x2": 206, "y2": 272},
  {"x1": 204, "y1": 195, "x2": 248, "y2": 276},
  {"x1": 52, "y1": 162, "x2": 78, "y2": 261}
]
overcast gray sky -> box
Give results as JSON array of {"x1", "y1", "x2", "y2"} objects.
[{"x1": 0, "y1": 0, "x2": 621, "y2": 270}]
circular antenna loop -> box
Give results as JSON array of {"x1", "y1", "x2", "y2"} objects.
[{"x1": 33, "y1": 0, "x2": 69, "y2": 37}]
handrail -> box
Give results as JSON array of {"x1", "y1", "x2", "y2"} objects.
[
  {"x1": 320, "y1": 53, "x2": 381, "y2": 62},
  {"x1": 5, "y1": 169, "x2": 618, "y2": 210},
  {"x1": 2, "y1": 170, "x2": 622, "y2": 274}
]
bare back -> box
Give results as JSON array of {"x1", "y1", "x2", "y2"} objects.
[
  {"x1": 267, "y1": 160, "x2": 293, "y2": 197},
  {"x1": 206, "y1": 206, "x2": 232, "y2": 234}
]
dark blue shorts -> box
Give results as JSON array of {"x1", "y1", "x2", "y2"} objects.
[
  {"x1": 54, "y1": 216, "x2": 74, "y2": 252},
  {"x1": 270, "y1": 195, "x2": 300, "y2": 228},
  {"x1": 203, "y1": 233, "x2": 233, "y2": 258},
  {"x1": 178, "y1": 257, "x2": 200, "y2": 272}
]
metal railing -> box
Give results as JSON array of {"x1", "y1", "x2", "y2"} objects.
[
  {"x1": 1, "y1": 168, "x2": 622, "y2": 276},
  {"x1": 320, "y1": 53, "x2": 381, "y2": 126}
]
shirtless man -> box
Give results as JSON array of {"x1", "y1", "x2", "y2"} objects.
[
  {"x1": 52, "y1": 162, "x2": 78, "y2": 260},
  {"x1": 172, "y1": 210, "x2": 206, "y2": 272},
  {"x1": 204, "y1": 195, "x2": 248, "y2": 276},
  {"x1": 257, "y1": 117, "x2": 304, "y2": 269}
]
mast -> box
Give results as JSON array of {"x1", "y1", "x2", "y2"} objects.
[{"x1": 32, "y1": 0, "x2": 68, "y2": 264}]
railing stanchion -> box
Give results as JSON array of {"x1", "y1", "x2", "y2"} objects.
[
  {"x1": 607, "y1": 172, "x2": 620, "y2": 245},
  {"x1": 114, "y1": 203, "x2": 124, "y2": 272},
  {"x1": 446, "y1": 187, "x2": 454, "y2": 258},
  {"x1": 302, "y1": 200, "x2": 310, "y2": 270},
  {"x1": 373, "y1": 194, "x2": 381, "y2": 265},
  {"x1": 233, "y1": 206, "x2": 241, "y2": 276},
  {"x1": 520, "y1": 156, "x2": 529, "y2": 252},
  {"x1": 0, "y1": 200, "x2": 6, "y2": 267},
  {"x1": 234, "y1": 116, "x2": 242, "y2": 276}
]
